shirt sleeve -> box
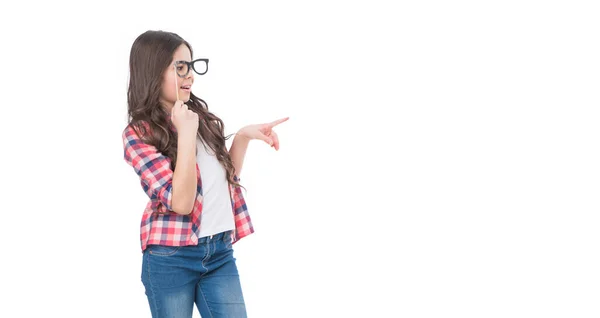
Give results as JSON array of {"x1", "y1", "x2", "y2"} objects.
[{"x1": 122, "y1": 125, "x2": 174, "y2": 211}]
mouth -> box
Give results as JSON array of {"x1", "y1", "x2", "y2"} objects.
[{"x1": 180, "y1": 84, "x2": 192, "y2": 92}]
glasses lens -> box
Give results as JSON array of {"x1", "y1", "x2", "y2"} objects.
[
  {"x1": 175, "y1": 62, "x2": 189, "y2": 77},
  {"x1": 192, "y1": 60, "x2": 208, "y2": 75}
]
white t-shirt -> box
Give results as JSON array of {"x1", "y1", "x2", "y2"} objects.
[{"x1": 196, "y1": 138, "x2": 235, "y2": 238}]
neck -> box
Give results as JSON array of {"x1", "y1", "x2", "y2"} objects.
[{"x1": 160, "y1": 99, "x2": 175, "y2": 113}]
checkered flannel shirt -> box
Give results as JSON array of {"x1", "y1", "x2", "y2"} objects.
[{"x1": 122, "y1": 122, "x2": 254, "y2": 252}]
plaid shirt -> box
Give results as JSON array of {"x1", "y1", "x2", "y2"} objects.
[{"x1": 122, "y1": 122, "x2": 254, "y2": 252}]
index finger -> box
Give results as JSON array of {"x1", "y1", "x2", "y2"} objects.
[{"x1": 268, "y1": 117, "x2": 289, "y2": 128}]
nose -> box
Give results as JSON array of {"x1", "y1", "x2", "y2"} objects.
[{"x1": 186, "y1": 69, "x2": 194, "y2": 81}]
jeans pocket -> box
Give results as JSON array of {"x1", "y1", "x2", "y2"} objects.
[
  {"x1": 147, "y1": 245, "x2": 181, "y2": 256},
  {"x1": 225, "y1": 235, "x2": 233, "y2": 249}
]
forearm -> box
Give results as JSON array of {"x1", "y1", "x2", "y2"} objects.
[
  {"x1": 229, "y1": 133, "x2": 250, "y2": 177},
  {"x1": 171, "y1": 134, "x2": 198, "y2": 215}
]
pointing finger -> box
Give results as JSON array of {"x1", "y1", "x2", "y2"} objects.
[{"x1": 268, "y1": 117, "x2": 289, "y2": 128}]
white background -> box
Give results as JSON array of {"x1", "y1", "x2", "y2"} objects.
[{"x1": 1, "y1": 0, "x2": 599, "y2": 317}]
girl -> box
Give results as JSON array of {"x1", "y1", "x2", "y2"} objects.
[{"x1": 122, "y1": 30, "x2": 287, "y2": 318}]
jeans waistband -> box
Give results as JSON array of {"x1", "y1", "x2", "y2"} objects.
[{"x1": 197, "y1": 230, "x2": 232, "y2": 244}]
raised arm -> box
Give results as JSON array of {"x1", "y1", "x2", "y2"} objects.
[{"x1": 229, "y1": 117, "x2": 289, "y2": 177}]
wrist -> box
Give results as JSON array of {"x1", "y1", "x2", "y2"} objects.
[
  {"x1": 235, "y1": 129, "x2": 251, "y2": 141},
  {"x1": 178, "y1": 130, "x2": 197, "y2": 143}
]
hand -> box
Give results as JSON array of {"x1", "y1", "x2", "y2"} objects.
[
  {"x1": 237, "y1": 117, "x2": 289, "y2": 150},
  {"x1": 171, "y1": 100, "x2": 199, "y2": 136}
]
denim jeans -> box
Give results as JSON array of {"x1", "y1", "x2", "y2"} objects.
[{"x1": 141, "y1": 231, "x2": 247, "y2": 318}]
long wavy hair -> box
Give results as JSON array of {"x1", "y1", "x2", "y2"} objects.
[{"x1": 126, "y1": 30, "x2": 239, "y2": 187}]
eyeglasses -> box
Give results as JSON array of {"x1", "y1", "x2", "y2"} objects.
[{"x1": 174, "y1": 58, "x2": 209, "y2": 78}]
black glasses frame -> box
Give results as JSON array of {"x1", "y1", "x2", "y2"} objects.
[{"x1": 174, "y1": 58, "x2": 209, "y2": 77}]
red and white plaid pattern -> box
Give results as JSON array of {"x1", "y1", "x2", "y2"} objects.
[{"x1": 122, "y1": 123, "x2": 254, "y2": 252}]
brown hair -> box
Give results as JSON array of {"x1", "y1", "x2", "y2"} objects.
[{"x1": 126, "y1": 30, "x2": 239, "y2": 186}]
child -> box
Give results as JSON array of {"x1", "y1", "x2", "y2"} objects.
[{"x1": 122, "y1": 30, "x2": 288, "y2": 318}]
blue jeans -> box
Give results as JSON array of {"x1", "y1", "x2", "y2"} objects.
[{"x1": 141, "y1": 231, "x2": 247, "y2": 318}]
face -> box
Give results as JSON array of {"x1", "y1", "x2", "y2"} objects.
[{"x1": 160, "y1": 44, "x2": 194, "y2": 108}]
